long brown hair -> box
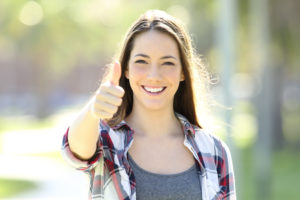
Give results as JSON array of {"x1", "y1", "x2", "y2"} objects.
[{"x1": 106, "y1": 10, "x2": 211, "y2": 128}]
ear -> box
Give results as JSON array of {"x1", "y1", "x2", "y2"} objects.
[{"x1": 180, "y1": 72, "x2": 185, "y2": 81}]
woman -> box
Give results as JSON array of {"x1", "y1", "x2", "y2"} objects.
[{"x1": 62, "y1": 10, "x2": 236, "y2": 200}]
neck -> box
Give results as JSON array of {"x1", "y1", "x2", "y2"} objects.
[{"x1": 125, "y1": 105, "x2": 182, "y2": 138}]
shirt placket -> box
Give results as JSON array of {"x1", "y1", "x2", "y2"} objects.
[{"x1": 183, "y1": 134, "x2": 210, "y2": 200}]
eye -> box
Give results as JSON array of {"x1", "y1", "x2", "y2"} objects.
[
  {"x1": 135, "y1": 59, "x2": 148, "y2": 64},
  {"x1": 163, "y1": 61, "x2": 175, "y2": 66}
]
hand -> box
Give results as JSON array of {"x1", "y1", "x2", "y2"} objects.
[{"x1": 91, "y1": 61, "x2": 125, "y2": 120}]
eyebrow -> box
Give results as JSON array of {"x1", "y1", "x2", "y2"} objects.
[
  {"x1": 134, "y1": 53, "x2": 150, "y2": 58},
  {"x1": 161, "y1": 55, "x2": 177, "y2": 60},
  {"x1": 134, "y1": 53, "x2": 177, "y2": 60}
]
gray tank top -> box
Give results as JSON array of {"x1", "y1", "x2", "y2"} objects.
[{"x1": 127, "y1": 154, "x2": 202, "y2": 200}]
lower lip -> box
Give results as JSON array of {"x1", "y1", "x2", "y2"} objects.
[{"x1": 142, "y1": 86, "x2": 166, "y2": 95}]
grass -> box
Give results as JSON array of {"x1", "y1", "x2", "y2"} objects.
[{"x1": 0, "y1": 178, "x2": 37, "y2": 198}]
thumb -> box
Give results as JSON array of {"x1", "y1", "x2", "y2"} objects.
[{"x1": 109, "y1": 61, "x2": 122, "y2": 86}]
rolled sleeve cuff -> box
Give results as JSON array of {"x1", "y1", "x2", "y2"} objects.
[{"x1": 61, "y1": 127, "x2": 102, "y2": 172}]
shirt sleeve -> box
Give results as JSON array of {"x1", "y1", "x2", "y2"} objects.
[
  {"x1": 214, "y1": 139, "x2": 236, "y2": 200},
  {"x1": 61, "y1": 127, "x2": 103, "y2": 172}
]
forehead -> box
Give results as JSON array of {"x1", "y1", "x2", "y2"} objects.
[{"x1": 131, "y1": 30, "x2": 180, "y2": 58}]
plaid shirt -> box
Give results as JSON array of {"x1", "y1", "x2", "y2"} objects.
[{"x1": 62, "y1": 113, "x2": 236, "y2": 200}]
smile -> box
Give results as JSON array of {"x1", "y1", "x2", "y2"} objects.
[{"x1": 142, "y1": 86, "x2": 166, "y2": 94}]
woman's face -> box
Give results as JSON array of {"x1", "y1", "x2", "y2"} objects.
[{"x1": 126, "y1": 30, "x2": 184, "y2": 112}]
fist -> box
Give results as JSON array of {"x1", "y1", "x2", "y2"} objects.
[{"x1": 91, "y1": 61, "x2": 125, "y2": 120}]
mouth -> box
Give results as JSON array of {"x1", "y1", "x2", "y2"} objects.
[{"x1": 142, "y1": 86, "x2": 166, "y2": 95}]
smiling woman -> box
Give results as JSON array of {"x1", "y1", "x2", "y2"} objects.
[
  {"x1": 61, "y1": 9, "x2": 236, "y2": 200},
  {"x1": 125, "y1": 30, "x2": 184, "y2": 112}
]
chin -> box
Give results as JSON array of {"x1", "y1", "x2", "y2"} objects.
[{"x1": 141, "y1": 100, "x2": 172, "y2": 111}]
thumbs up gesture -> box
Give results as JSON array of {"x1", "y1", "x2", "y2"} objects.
[{"x1": 91, "y1": 61, "x2": 125, "y2": 120}]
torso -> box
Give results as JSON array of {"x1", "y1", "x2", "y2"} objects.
[
  {"x1": 127, "y1": 153, "x2": 202, "y2": 200},
  {"x1": 128, "y1": 132, "x2": 195, "y2": 174}
]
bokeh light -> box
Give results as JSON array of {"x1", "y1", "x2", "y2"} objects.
[{"x1": 19, "y1": 1, "x2": 44, "y2": 26}]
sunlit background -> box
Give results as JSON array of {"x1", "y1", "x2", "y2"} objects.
[{"x1": 0, "y1": 0, "x2": 299, "y2": 200}]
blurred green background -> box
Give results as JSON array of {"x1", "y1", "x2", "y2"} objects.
[{"x1": 0, "y1": 0, "x2": 299, "y2": 199}]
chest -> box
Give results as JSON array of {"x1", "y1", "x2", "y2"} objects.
[
  {"x1": 128, "y1": 153, "x2": 202, "y2": 200},
  {"x1": 99, "y1": 129, "x2": 223, "y2": 200},
  {"x1": 127, "y1": 135, "x2": 196, "y2": 174}
]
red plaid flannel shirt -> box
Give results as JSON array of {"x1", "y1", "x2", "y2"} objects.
[{"x1": 62, "y1": 113, "x2": 236, "y2": 200}]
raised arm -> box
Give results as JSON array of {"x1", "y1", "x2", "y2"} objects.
[{"x1": 67, "y1": 61, "x2": 124, "y2": 160}]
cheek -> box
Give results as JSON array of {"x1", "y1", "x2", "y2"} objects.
[
  {"x1": 163, "y1": 68, "x2": 182, "y2": 81},
  {"x1": 128, "y1": 66, "x2": 146, "y2": 79}
]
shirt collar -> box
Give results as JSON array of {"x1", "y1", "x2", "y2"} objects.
[
  {"x1": 175, "y1": 113, "x2": 196, "y2": 138},
  {"x1": 112, "y1": 120, "x2": 131, "y2": 131},
  {"x1": 111, "y1": 112, "x2": 196, "y2": 138}
]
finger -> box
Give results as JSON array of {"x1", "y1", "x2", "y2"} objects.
[
  {"x1": 109, "y1": 61, "x2": 122, "y2": 86},
  {"x1": 102, "y1": 84, "x2": 125, "y2": 98},
  {"x1": 96, "y1": 92, "x2": 122, "y2": 106},
  {"x1": 95, "y1": 100, "x2": 118, "y2": 114},
  {"x1": 92, "y1": 108, "x2": 113, "y2": 119}
]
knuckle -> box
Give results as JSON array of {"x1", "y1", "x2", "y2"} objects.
[
  {"x1": 112, "y1": 105, "x2": 118, "y2": 113},
  {"x1": 94, "y1": 101, "x2": 103, "y2": 110},
  {"x1": 117, "y1": 98, "x2": 123, "y2": 106},
  {"x1": 95, "y1": 109, "x2": 112, "y2": 120},
  {"x1": 99, "y1": 83, "x2": 110, "y2": 92}
]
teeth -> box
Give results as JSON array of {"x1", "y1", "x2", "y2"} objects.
[{"x1": 144, "y1": 86, "x2": 164, "y2": 93}]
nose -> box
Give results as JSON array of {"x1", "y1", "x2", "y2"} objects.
[{"x1": 147, "y1": 64, "x2": 161, "y2": 80}]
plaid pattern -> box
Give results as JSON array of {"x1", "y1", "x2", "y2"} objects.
[{"x1": 62, "y1": 113, "x2": 236, "y2": 200}]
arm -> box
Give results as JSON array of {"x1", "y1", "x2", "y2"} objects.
[
  {"x1": 67, "y1": 61, "x2": 124, "y2": 160},
  {"x1": 68, "y1": 98, "x2": 101, "y2": 160}
]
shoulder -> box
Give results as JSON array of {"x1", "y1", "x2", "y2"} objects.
[
  {"x1": 193, "y1": 126, "x2": 234, "y2": 179},
  {"x1": 193, "y1": 125, "x2": 230, "y2": 156},
  {"x1": 176, "y1": 112, "x2": 229, "y2": 154}
]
